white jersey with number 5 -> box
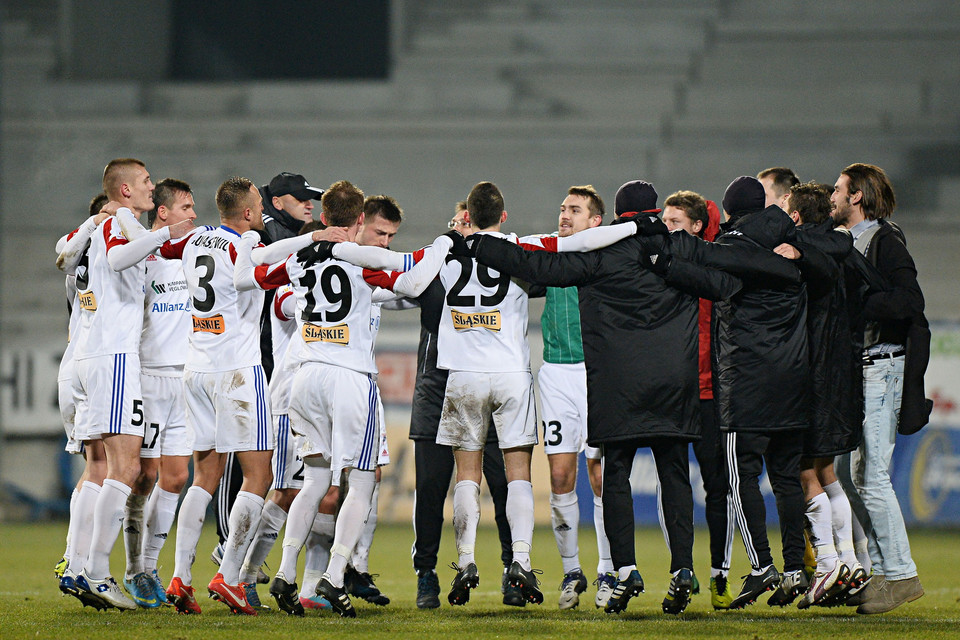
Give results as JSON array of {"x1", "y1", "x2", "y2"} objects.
[
  {"x1": 286, "y1": 256, "x2": 379, "y2": 375},
  {"x1": 162, "y1": 225, "x2": 287, "y2": 373},
  {"x1": 437, "y1": 231, "x2": 530, "y2": 373}
]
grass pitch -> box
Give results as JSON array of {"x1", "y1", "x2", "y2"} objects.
[{"x1": 1, "y1": 521, "x2": 957, "y2": 639}]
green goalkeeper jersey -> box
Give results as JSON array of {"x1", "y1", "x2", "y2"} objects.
[{"x1": 541, "y1": 286, "x2": 584, "y2": 364}]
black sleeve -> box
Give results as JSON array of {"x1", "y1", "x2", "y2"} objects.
[
  {"x1": 663, "y1": 257, "x2": 743, "y2": 301},
  {"x1": 416, "y1": 279, "x2": 445, "y2": 335},
  {"x1": 845, "y1": 249, "x2": 888, "y2": 296},
  {"x1": 863, "y1": 233, "x2": 925, "y2": 320},
  {"x1": 673, "y1": 232, "x2": 802, "y2": 288},
  {"x1": 794, "y1": 243, "x2": 840, "y2": 300},
  {"x1": 472, "y1": 235, "x2": 603, "y2": 288}
]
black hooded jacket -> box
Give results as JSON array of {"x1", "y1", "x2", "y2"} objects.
[{"x1": 710, "y1": 205, "x2": 811, "y2": 433}]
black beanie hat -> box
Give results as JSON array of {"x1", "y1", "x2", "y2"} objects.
[
  {"x1": 722, "y1": 176, "x2": 766, "y2": 217},
  {"x1": 615, "y1": 180, "x2": 660, "y2": 216}
]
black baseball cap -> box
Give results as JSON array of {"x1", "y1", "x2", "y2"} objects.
[{"x1": 267, "y1": 172, "x2": 324, "y2": 201}]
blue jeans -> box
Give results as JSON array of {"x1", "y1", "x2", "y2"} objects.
[{"x1": 837, "y1": 355, "x2": 917, "y2": 580}]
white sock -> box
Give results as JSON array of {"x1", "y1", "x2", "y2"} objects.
[
  {"x1": 86, "y1": 478, "x2": 132, "y2": 580},
  {"x1": 173, "y1": 486, "x2": 212, "y2": 585},
  {"x1": 618, "y1": 564, "x2": 637, "y2": 581},
  {"x1": 593, "y1": 494, "x2": 613, "y2": 574},
  {"x1": 303, "y1": 513, "x2": 335, "y2": 595},
  {"x1": 142, "y1": 487, "x2": 179, "y2": 574},
  {"x1": 507, "y1": 480, "x2": 534, "y2": 571},
  {"x1": 710, "y1": 567, "x2": 727, "y2": 579},
  {"x1": 63, "y1": 488, "x2": 79, "y2": 561},
  {"x1": 851, "y1": 512, "x2": 872, "y2": 573},
  {"x1": 326, "y1": 470, "x2": 377, "y2": 588},
  {"x1": 66, "y1": 481, "x2": 101, "y2": 574},
  {"x1": 123, "y1": 492, "x2": 148, "y2": 579},
  {"x1": 823, "y1": 480, "x2": 857, "y2": 566},
  {"x1": 550, "y1": 490, "x2": 580, "y2": 574},
  {"x1": 752, "y1": 563, "x2": 773, "y2": 577},
  {"x1": 240, "y1": 499, "x2": 288, "y2": 584},
  {"x1": 218, "y1": 491, "x2": 265, "y2": 585},
  {"x1": 452, "y1": 480, "x2": 481, "y2": 567},
  {"x1": 351, "y1": 482, "x2": 379, "y2": 574},
  {"x1": 805, "y1": 492, "x2": 838, "y2": 572},
  {"x1": 278, "y1": 462, "x2": 331, "y2": 581}
]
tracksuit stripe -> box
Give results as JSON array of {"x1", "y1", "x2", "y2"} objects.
[{"x1": 725, "y1": 432, "x2": 760, "y2": 569}]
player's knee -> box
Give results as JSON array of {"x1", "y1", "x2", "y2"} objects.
[{"x1": 549, "y1": 465, "x2": 576, "y2": 494}]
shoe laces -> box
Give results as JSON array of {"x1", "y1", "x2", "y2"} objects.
[{"x1": 594, "y1": 573, "x2": 617, "y2": 589}]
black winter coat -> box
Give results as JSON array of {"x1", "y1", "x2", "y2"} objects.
[
  {"x1": 709, "y1": 206, "x2": 810, "y2": 433},
  {"x1": 472, "y1": 232, "x2": 794, "y2": 446},
  {"x1": 792, "y1": 223, "x2": 881, "y2": 456}
]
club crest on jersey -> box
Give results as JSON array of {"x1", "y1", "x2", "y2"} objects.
[
  {"x1": 451, "y1": 309, "x2": 501, "y2": 332},
  {"x1": 78, "y1": 291, "x2": 97, "y2": 311},
  {"x1": 302, "y1": 323, "x2": 350, "y2": 345},
  {"x1": 192, "y1": 314, "x2": 225, "y2": 334}
]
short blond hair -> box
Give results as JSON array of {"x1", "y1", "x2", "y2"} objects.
[{"x1": 102, "y1": 158, "x2": 145, "y2": 200}]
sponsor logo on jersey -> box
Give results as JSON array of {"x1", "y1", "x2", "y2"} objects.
[
  {"x1": 192, "y1": 314, "x2": 225, "y2": 334},
  {"x1": 78, "y1": 291, "x2": 98, "y2": 311},
  {"x1": 302, "y1": 322, "x2": 350, "y2": 345},
  {"x1": 151, "y1": 279, "x2": 188, "y2": 294},
  {"x1": 152, "y1": 302, "x2": 191, "y2": 313},
  {"x1": 451, "y1": 309, "x2": 501, "y2": 332}
]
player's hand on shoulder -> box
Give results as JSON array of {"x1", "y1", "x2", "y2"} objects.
[
  {"x1": 99, "y1": 200, "x2": 123, "y2": 218},
  {"x1": 297, "y1": 240, "x2": 334, "y2": 266},
  {"x1": 312, "y1": 227, "x2": 349, "y2": 243},
  {"x1": 240, "y1": 230, "x2": 261, "y2": 244},
  {"x1": 444, "y1": 230, "x2": 474, "y2": 258},
  {"x1": 170, "y1": 219, "x2": 197, "y2": 240},
  {"x1": 632, "y1": 214, "x2": 669, "y2": 237},
  {"x1": 773, "y1": 243, "x2": 801, "y2": 260}
]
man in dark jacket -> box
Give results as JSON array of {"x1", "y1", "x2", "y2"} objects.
[
  {"x1": 831, "y1": 163, "x2": 926, "y2": 614},
  {"x1": 469, "y1": 180, "x2": 799, "y2": 615},
  {"x1": 710, "y1": 176, "x2": 811, "y2": 609}
]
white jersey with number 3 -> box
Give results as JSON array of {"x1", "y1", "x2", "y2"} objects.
[
  {"x1": 437, "y1": 231, "x2": 530, "y2": 373},
  {"x1": 286, "y1": 256, "x2": 379, "y2": 375},
  {"x1": 162, "y1": 225, "x2": 285, "y2": 373}
]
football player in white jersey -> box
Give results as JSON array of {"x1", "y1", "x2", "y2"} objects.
[
  {"x1": 146, "y1": 177, "x2": 289, "y2": 615},
  {"x1": 53, "y1": 194, "x2": 110, "y2": 599},
  {"x1": 55, "y1": 158, "x2": 176, "y2": 610},
  {"x1": 237, "y1": 181, "x2": 454, "y2": 617},
  {"x1": 118, "y1": 179, "x2": 197, "y2": 608}
]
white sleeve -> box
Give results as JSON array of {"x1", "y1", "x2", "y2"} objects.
[
  {"x1": 250, "y1": 234, "x2": 313, "y2": 264},
  {"x1": 55, "y1": 216, "x2": 99, "y2": 273},
  {"x1": 108, "y1": 225, "x2": 171, "y2": 271},
  {"x1": 116, "y1": 208, "x2": 150, "y2": 241},
  {"x1": 555, "y1": 223, "x2": 634, "y2": 252},
  {"x1": 390, "y1": 236, "x2": 453, "y2": 298},
  {"x1": 55, "y1": 233, "x2": 70, "y2": 255},
  {"x1": 233, "y1": 231, "x2": 266, "y2": 291},
  {"x1": 278, "y1": 291, "x2": 297, "y2": 320},
  {"x1": 331, "y1": 242, "x2": 418, "y2": 271}
]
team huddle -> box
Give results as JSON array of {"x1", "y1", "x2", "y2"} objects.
[{"x1": 52, "y1": 158, "x2": 928, "y2": 618}]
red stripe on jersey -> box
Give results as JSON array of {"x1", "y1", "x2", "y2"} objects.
[
  {"x1": 274, "y1": 290, "x2": 294, "y2": 321},
  {"x1": 412, "y1": 248, "x2": 426, "y2": 263},
  {"x1": 255, "y1": 262, "x2": 290, "y2": 289},
  {"x1": 228, "y1": 243, "x2": 238, "y2": 264},
  {"x1": 158, "y1": 229, "x2": 198, "y2": 260},
  {"x1": 67, "y1": 226, "x2": 81, "y2": 241},
  {"x1": 363, "y1": 268, "x2": 401, "y2": 291},
  {"x1": 103, "y1": 218, "x2": 129, "y2": 252},
  {"x1": 517, "y1": 236, "x2": 558, "y2": 253}
]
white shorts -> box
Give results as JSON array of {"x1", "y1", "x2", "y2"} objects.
[
  {"x1": 73, "y1": 353, "x2": 144, "y2": 441},
  {"x1": 437, "y1": 370, "x2": 538, "y2": 451},
  {"x1": 183, "y1": 365, "x2": 274, "y2": 454},
  {"x1": 272, "y1": 414, "x2": 305, "y2": 491},
  {"x1": 58, "y1": 363, "x2": 83, "y2": 455},
  {"x1": 140, "y1": 371, "x2": 191, "y2": 459},
  {"x1": 288, "y1": 362, "x2": 380, "y2": 486},
  {"x1": 538, "y1": 362, "x2": 599, "y2": 458},
  {"x1": 376, "y1": 393, "x2": 390, "y2": 466}
]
